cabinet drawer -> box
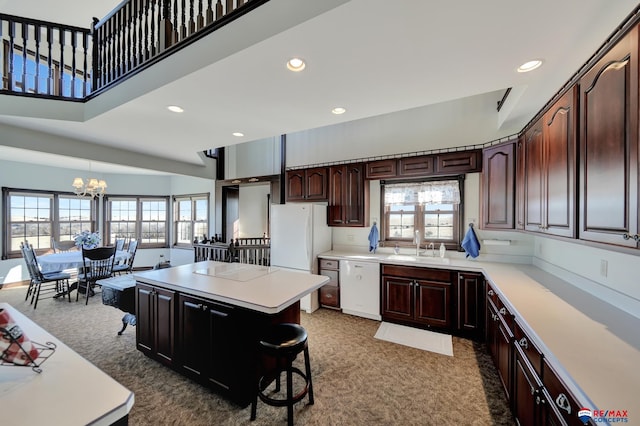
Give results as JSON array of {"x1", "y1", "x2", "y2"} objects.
[
  {"x1": 513, "y1": 319, "x2": 542, "y2": 377},
  {"x1": 319, "y1": 259, "x2": 339, "y2": 270},
  {"x1": 435, "y1": 149, "x2": 482, "y2": 174},
  {"x1": 398, "y1": 156, "x2": 434, "y2": 176},
  {"x1": 319, "y1": 269, "x2": 338, "y2": 286},
  {"x1": 543, "y1": 358, "x2": 588, "y2": 426},
  {"x1": 381, "y1": 264, "x2": 451, "y2": 282},
  {"x1": 366, "y1": 159, "x2": 397, "y2": 179},
  {"x1": 320, "y1": 285, "x2": 340, "y2": 308}
]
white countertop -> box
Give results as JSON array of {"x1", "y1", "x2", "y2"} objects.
[
  {"x1": 0, "y1": 303, "x2": 134, "y2": 425},
  {"x1": 319, "y1": 250, "x2": 640, "y2": 416},
  {"x1": 134, "y1": 261, "x2": 329, "y2": 314}
]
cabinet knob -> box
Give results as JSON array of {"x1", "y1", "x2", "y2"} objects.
[
  {"x1": 518, "y1": 337, "x2": 529, "y2": 350},
  {"x1": 499, "y1": 307, "x2": 506, "y2": 315},
  {"x1": 622, "y1": 233, "x2": 640, "y2": 241},
  {"x1": 488, "y1": 289, "x2": 495, "y2": 296},
  {"x1": 555, "y1": 393, "x2": 571, "y2": 414}
]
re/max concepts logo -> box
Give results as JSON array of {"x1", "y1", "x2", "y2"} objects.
[{"x1": 578, "y1": 407, "x2": 629, "y2": 423}]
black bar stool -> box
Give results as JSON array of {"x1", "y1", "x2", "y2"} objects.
[{"x1": 250, "y1": 323, "x2": 314, "y2": 426}]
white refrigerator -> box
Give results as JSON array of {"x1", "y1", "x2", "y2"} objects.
[{"x1": 270, "y1": 203, "x2": 332, "y2": 313}]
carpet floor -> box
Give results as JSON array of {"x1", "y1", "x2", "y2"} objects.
[{"x1": 0, "y1": 286, "x2": 514, "y2": 425}]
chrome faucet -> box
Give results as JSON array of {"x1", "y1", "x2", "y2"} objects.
[{"x1": 415, "y1": 230, "x2": 421, "y2": 256}]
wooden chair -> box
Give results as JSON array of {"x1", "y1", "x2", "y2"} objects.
[
  {"x1": 77, "y1": 246, "x2": 116, "y2": 305},
  {"x1": 20, "y1": 241, "x2": 71, "y2": 309},
  {"x1": 113, "y1": 239, "x2": 138, "y2": 275}
]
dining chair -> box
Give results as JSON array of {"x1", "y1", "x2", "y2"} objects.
[
  {"x1": 20, "y1": 241, "x2": 72, "y2": 309},
  {"x1": 113, "y1": 239, "x2": 138, "y2": 275},
  {"x1": 114, "y1": 237, "x2": 127, "y2": 251},
  {"x1": 51, "y1": 237, "x2": 78, "y2": 253},
  {"x1": 77, "y1": 246, "x2": 116, "y2": 305}
]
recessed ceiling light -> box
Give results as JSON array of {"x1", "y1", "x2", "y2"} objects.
[
  {"x1": 287, "y1": 57, "x2": 306, "y2": 72},
  {"x1": 331, "y1": 107, "x2": 346, "y2": 115},
  {"x1": 517, "y1": 59, "x2": 543, "y2": 73},
  {"x1": 167, "y1": 105, "x2": 184, "y2": 113},
  {"x1": 232, "y1": 132, "x2": 244, "y2": 137}
]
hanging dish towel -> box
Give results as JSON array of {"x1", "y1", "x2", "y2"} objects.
[
  {"x1": 461, "y1": 224, "x2": 481, "y2": 258},
  {"x1": 368, "y1": 223, "x2": 379, "y2": 253}
]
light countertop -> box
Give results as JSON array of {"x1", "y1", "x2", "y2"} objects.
[
  {"x1": 319, "y1": 250, "x2": 640, "y2": 416},
  {"x1": 134, "y1": 261, "x2": 329, "y2": 314},
  {"x1": 0, "y1": 303, "x2": 134, "y2": 425}
]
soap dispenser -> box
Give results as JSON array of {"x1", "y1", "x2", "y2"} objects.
[{"x1": 439, "y1": 242, "x2": 446, "y2": 258}]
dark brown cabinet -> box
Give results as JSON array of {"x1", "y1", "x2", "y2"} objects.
[
  {"x1": 481, "y1": 141, "x2": 515, "y2": 229},
  {"x1": 178, "y1": 294, "x2": 235, "y2": 390},
  {"x1": 285, "y1": 167, "x2": 328, "y2": 202},
  {"x1": 398, "y1": 156, "x2": 434, "y2": 176},
  {"x1": 436, "y1": 149, "x2": 482, "y2": 174},
  {"x1": 579, "y1": 27, "x2": 639, "y2": 247},
  {"x1": 523, "y1": 118, "x2": 545, "y2": 234},
  {"x1": 486, "y1": 285, "x2": 513, "y2": 402},
  {"x1": 381, "y1": 265, "x2": 453, "y2": 331},
  {"x1": 136, "y1": 282, "x2": 176, "y2": 366},
  {"x1": 365, "y1": 159, "x2": 397, "y2": 179},
  {"x1": 515, "y1": 136, "x2": 526, "y2": 230},
  {"x1": 328, "y1": 164, "x2": 369, "y2": 227},
  {"x1": 318, "y1": 258, "x2": 340, "y2": 309},
  {"x1": 456, "y1": 272, "x2": 485, "y2": 339}
]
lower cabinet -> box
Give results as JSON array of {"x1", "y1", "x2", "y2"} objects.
[
  {"x1": 178, "y1": 294, "x2": 235, "y2": 391},
  {"x1": 318, "y1": 259, "x2": 340, "y2": 309},
  {"x1": 136, "y1": 282, "x2": 176, "y2": 366},
  {"x1": 485, "y1": 284, "x2": 595, "y2": 426},
  {"x1": 457, "y1": 271, "x2": 485, "y2": 339}
]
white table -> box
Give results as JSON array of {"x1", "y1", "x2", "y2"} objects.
[
  {"x1": 0, "y1": 303, "x2": 134, "y2": 425},
  {"x1": 38, "y1": 250, "x2": 129, "y2": 273}
]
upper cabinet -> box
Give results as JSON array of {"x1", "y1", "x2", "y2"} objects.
[
  {"x1": 365, "y1": 149, "x2": 481, "y2": 181},
  {"x1": 481, "y1": 141, "x2": 515, "y2": 229},
  {"x1": 285, "y1": 167, "x2": 328, "y2": 202},
  {"x1": 522, "y1": 87, "x2": 577, "y2": 238},
  {"x1": 435, "y1": 150, "x2": 482, "y2": 174},
  {"x1": 328, "y1": 164, "x2": 369, "y2": 227},
  {"x1": 579, "y1": 26, "x2": 639, "y2": 247}
]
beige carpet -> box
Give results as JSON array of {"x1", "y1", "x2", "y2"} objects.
[
  {"x1": 0, "y1": 286, "x2": 514, "y2": 425},
  {"x1": 374, "y1": 322, "x2": 454, "y2": 356}
]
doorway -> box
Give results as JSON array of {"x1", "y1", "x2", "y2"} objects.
[{"x1": 221, "y1": 185, "x2": 239, "y2": 243}]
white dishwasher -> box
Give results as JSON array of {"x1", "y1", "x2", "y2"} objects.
[{"x1": 340, "y1": 260, "x2": 381, "y2": 321}]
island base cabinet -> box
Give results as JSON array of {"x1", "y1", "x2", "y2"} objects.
[{"x1": 136, "y1": 283, "x2": 176, "y2": 366}]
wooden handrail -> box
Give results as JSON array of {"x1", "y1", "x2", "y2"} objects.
[{"x1": 194, "y1": 239, "x2": 270, "y2": 266}]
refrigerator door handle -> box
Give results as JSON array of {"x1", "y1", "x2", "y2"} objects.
[{"x1": 305, "y1": 211, "x2": 312, "y2": 264}]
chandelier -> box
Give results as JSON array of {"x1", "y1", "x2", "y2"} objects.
[{"x1": 72, "y1": 177, "x2": 107, "y2": 197}]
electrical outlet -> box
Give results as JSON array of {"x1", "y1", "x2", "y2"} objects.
[{"x1": 600, "y1": 259, "x2": 608, "y2": 277}]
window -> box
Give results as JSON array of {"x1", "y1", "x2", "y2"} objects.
[
  {"x1": 174, "y1": 194, "x2": 209, "y2": 246},
  {"x1": 3, "y1": 188, "x2": 97, "y2": 258},
  {"x1": 105, "y1": 196, "x2": 169, "y2": 248},
  {"x1": 381, "y1": 177, "x2": 464, "y2": 249}
]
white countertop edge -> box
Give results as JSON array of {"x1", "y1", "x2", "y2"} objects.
[
  {"x1": 89, "y1": 393, "x2": 135, "y2": 426},
  {"x1": 134, "y1": 274, "x2": 329, "y2": 314}
]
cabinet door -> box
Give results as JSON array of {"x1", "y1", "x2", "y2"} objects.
[
  {"x1": 319, "y1": 266, "x2": 340, "y2": 308},
  {"x1": 366, "y1": 159, "x2": 397, "y2": 179},
  {"x1": 579, "y1": 27, "x2": 639, "y2": 247},
  {"x1": 524, "y1": 119, "x2": 545, "y2": 232},
  {"x1": 543, "y1": 87, "x2": 577, "y2": 238},
  {"x1": 206, "y1": 301, "x2": 234, "y2": 389},
  {"x1": 136, "y1": 283, "x2": 155, "y2": 354},
  {"x1": 436, "y1": 150, "x2": 482, "y2": 174},
  {"x1": 305, "y1": 167, "x2": 328, "y2": 201},
  {"x1": 398, "y1": 156, "x2": 434, "y2": 176},
  {"x1": 344, "y1": 164, "x2": 368, "y2": 226},
  {"x1": 179, "y1": 295, "x2": 208, "y2": 378},
  {"x1": 457, "y1": 272, "x2": 485, "y2": 338},
  {"x1": 154, "y1": 287, "x2": 176, "y2": 365},
  {"x1": 381, "y1": 275, "x2": 414, "y2": 322},
  {"x1": 415, "y1": 279, "x2": 452, "y2": 329},
  {"x1": 513, "y1": 344, "x2": 543, "y2": 426},
  {"x1": 328, "y1": 166, "x2": 345, "y2": 225},
  {"x1": 515, "y1": 136, "x2": 526, "y2": 230},
  {"x1": 481, "y1": 142, "x2": 515, "y2": 229},
  {"x1": 285, "y1": 170, "x2": 305, "y2": 201}
]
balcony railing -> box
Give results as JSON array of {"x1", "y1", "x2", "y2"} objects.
[{"x1": 0, "y1": 0, "x2": 269, "y2": 101}]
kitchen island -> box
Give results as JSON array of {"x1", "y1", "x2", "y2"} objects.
[{"x1": 133, "y1": 261, "x2": 329, "y2": 406}]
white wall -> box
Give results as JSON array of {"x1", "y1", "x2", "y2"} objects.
[
  {"x1": 238, "y1": 184, "x2": 270, "y2": 237},
  {"x1": 0, "y1": 159, "x2": 215, "y2": 284},
  {"x1": 225, "y1": 137, "x2": 281, "y2": 179}
]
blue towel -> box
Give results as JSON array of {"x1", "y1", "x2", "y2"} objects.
[
  {"x1": 461, "y1": 225, "x2": 481, "y2": 258},
  {"x1": 368, "y1": 223, "x2": 379, "y2": 253}
]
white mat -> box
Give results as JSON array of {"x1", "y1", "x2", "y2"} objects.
[{"x1": 374, "y1": 322, "x2": 453, "y2": 356}]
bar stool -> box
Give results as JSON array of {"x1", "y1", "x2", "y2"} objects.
[{"x1": 250, "y1": 323, "x2": 314, "y2": 426}]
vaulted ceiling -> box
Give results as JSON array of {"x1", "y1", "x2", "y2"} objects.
[{"x1": 0, "y1": 0, "x2": 638, "y2": 175}]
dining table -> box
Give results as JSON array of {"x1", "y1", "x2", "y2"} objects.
[{"x1": 38, "y1": 249, "x2": 130, "y2": 273}]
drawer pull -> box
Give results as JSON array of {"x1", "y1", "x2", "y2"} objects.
[
  {"x1": 326, "y1": 294, "x2": 333, "y2": 298},
  {"x1": 499, "y1": 307, "x2": 506, "y2": 315},
  {"x1": 518, "y1": 337, "x2": 529, "y2": 349},
  {"x1": 488, "y1": 289, "x2": 495, "y2": 296},
  {"x1": 555, "y1": 393, "x2": 571, "y2": 414}
]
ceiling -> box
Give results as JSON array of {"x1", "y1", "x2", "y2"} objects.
[{"x1": 0, "y1": 0, "x2": 639, "y2": 175}]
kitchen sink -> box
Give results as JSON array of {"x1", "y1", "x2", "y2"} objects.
[{"x1": 385, "y1": 254, "x2": 450, "y2": 265}]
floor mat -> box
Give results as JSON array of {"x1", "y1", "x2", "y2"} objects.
[{"x1": 374, "y1": 322, "x2": 453, "y2": 356}]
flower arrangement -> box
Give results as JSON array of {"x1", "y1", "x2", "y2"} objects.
[{"x1": 74, "y1": 231, "x2": 101, "y2": 249}]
